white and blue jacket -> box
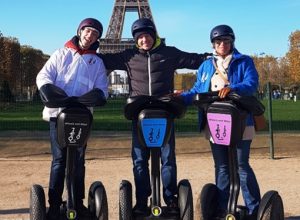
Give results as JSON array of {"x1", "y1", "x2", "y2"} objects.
[{"x1": 181, "y1": 49, "x2": 259, "y2": 129}]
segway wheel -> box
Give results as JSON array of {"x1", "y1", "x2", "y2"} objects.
[
  {"x1": 178, "y1": 179, "x2": 193, "y2": 220},
  {"x1": 257, "y1": 190, "x2": 284, "y2": 220},
  {"x1": 197, "y1": 183, "x2": 218, "y2": 220},
  {"x1": 88, "y1": 181, "x2": 108, "y2": 220},
  {"x1": 29, "y1": 184, "x2": 46, "y2": 220},
  {"x1": 119, "y1": 180, "x2": 132, "y2": 220}
]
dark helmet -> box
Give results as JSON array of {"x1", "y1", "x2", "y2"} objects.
[
  {"x1": 77, "y1": 18, "x2": 103, "y2": 39},
  {"x1": 131, "y1": 18, "x2": 156, "y2": 40},
  {"x1": 210, "y1": 25, "x2": 235, "y2": 43}
]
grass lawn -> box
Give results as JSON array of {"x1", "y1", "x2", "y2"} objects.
[{"x1": 0, "y1": 98, "x2": 299, "y2": 131}]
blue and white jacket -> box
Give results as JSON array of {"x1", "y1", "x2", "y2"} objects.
[{"x1": 181, "y1": 48, "x2": 259, "y2": 130}]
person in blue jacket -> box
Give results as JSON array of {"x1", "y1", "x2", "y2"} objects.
[{"x1": 181, "y1": 25, "x2": 261, "y2": 219}]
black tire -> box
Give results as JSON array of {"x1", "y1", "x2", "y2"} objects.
[
  {"x1": 88, "y1": 181, "x2": 108, "y2": 220},
  {"x1": 257, "y1": 190, "x2": 284, "y2": 220},
  {"x1": 30, "y1": 184, "x2": 46, "y2": 220},
  {"x1": 119, "y1": 180, "x2": 132, "y2": 220},
  {"x1": 197, "y1": 183, "x2": 218, "y2": 220},
  {"x1": 178, "y1": 179, "x2": 193, "y2": 220}
]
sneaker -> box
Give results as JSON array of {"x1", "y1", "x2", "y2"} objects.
[
  {"x1": 133, "y1": 203, "x2": 148, "y2": 216},
  {"x1": 167, "y1": 199, "x2": 179, "y2": 214},
  {"x1": 46, "y1": 206, "x2": 60, "y2": 220},
  {"x1": 245, "y1": 212, "x2": 258, "y2": 220},
  {"x1": 213, "y1": 209, "x2": 227, "y2": 220},
  {"x1": 77, "y1": 202, "x2": 91, "y2": 218}
]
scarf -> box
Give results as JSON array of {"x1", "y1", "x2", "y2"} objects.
[
  {"x1": 213, "y1": 51, "x2": 233, "y2": 75},
  {"x1": 210, "y1": 52, "x2": 233, "y2": 91},
  {"x1": 64, "y1": 36, "x2": 99, "y2": 55}
]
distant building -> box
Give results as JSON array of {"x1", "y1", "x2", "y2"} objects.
[
  {"x1": 108, "y1": 71, "x2": 129, "y2": 97},
  {"x1": 174, "y1": 73, "x2": 196, "y2": 92}
]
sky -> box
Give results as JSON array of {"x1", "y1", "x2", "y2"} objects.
[{"x1": 0, "y1": 0, "x2": 299, "y2": 58}]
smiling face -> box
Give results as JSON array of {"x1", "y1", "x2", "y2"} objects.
[
  {"x1": 213, "y1": 36, "x2": 233, "y2": 58},
  {"x1": 137, "y1": 33, "x2": 155, "y2": 51},
  {"x1": 79, "y1": 27, "x2": 99, "y2": 50}
]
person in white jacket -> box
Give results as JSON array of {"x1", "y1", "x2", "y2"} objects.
[{"x1": 36, "y1": 18, "x2": 108, "y2": 220}]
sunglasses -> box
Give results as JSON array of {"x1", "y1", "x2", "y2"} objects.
[{"x1": 214, "y1": 38, "x2": 232, "y2": 45}]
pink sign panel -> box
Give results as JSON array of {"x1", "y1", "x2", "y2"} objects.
[{"x1": 207, "y1": 113, "x2": 232, "y2": 146}]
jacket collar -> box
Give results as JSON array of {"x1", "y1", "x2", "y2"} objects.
[
  {"x1": 137, "y1": 36, "x2": 165, "y2": 54},
  {"x1": 231, "y1": 48, "x2": 245, "y2": 60},
  {"x1": 64, "y1": 36, "x2": 99, "y2": 55}
]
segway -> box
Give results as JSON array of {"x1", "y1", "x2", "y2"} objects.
[
  {"x1": 193, "y1": 91, "x2": 284, "y2": 220},
  {"x1": 30, "y1": 84, "x2": 108, "y2": 220},
  {"x1": 119, "y1": 95, "x2": 193, "y2": 220}
]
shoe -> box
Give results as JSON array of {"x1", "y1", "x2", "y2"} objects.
[
  {"x1": 213, "y1": 209, "x2": 227, "y2": 220},
  {"x1": 166, "y1": 196, "x2": 178, "y2": 207},
  {"x1": 46, "y1": 205, "x2": 60, "y2": 220},
  {"x1": 133, "y1": 203, "x2": 148, "y2": 216},
  {"x1": 167, "y1": 199, "x2": 179, "y2": 214},
  {"x1": 167, "y1": 201, "x2": 178, "y2": 208},
  {"x1": 77, "y1": 202, "x2": 91, "y2": 218},
  {"x1": 245, "y1": 212, "x2": 258, "y2": 220}
]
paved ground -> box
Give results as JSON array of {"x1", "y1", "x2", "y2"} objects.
[{"x1": 0, "y1": 131, "x2": 299, "y2": 219}]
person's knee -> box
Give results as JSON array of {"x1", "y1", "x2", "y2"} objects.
[
  {"x1": 218, "y1": 163, "x2": 229, "y2": 172},
  {"x1": 133, "y1": 159, "x2": 148, "y2": 174},
  {"x1": 161, "y1": 147, "x2": 176, "y2": 166},
  {"x1": 238, "y1": 161, "x2": 252, "y2": 173},
  {"x1": 51, "y1": 158, "x2": 66, "y2": 170}
]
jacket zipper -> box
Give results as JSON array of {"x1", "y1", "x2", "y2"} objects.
[{"x1": 147, "y1": 52, "x2": 152, "y2": 96}]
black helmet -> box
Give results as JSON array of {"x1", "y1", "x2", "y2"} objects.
[
  {"x1": 131, "y1": 18, "x2": 156, "y2": 40},
  {"x1": 210, "y1": 25, "x2": 235, "y2": 43},
  {"x1": 77, "y1": 18, "x2": 103, "y2": 39}
]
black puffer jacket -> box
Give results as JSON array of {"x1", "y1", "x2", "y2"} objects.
[{"x1": 100, "y1": 42, "x2": 207, "y2": 97}]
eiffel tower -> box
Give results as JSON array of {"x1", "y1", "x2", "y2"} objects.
[{"x1": 99, "y1": 0, "x2": 157, "y2": 53}]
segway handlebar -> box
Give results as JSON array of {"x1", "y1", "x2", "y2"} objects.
[
  {"x1": 124, "y1": 95, "x2": 186, "y2": 120},
  {"x1": 193, "y1": 91, "x2": 265, "y2": 116},
  {"x1": 193, "y1": 91, "x2": 221, "y2": 104},
  {"x1": 39, "y1": 84, "x2": 106, "y2": 108}
]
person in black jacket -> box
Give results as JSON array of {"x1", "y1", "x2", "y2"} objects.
[{"x1": 99, "y1": 18, "x2": 209, "y2": 215}]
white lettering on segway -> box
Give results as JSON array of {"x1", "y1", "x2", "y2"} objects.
[
  {"x1": 68, "y1": 127, "x2": 82, "y2": 143},
  {"x1": 65, "y1": 122, "x2": 88, "y2": 126}
]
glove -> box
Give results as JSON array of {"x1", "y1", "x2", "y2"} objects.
[{"x1": 78, "y1": 88, "x2": 107, "y2": 107}]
